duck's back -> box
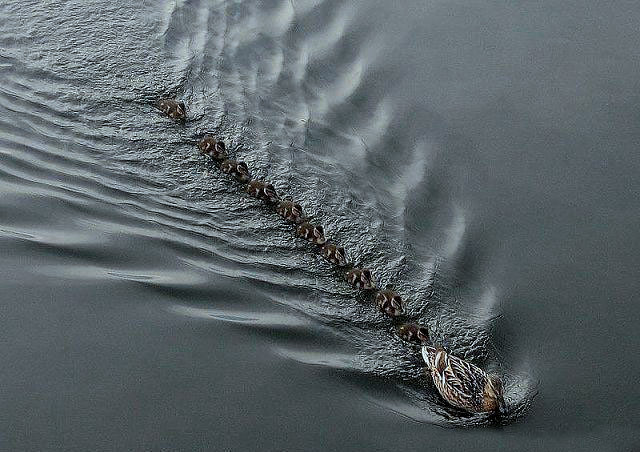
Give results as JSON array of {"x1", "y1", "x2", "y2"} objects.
[{"x1": 422, "y1": 346, "x2": 489, "y2": 412}]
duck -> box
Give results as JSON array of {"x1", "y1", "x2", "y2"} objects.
[
  {"x1": 422, "y1": 346, "x2": 505, "y2": 413},
  {"x1": 321, "y1": 243, "x2": 348, "y2": 266},
  {"x1": 396, "y1": 323, "x2": 430, "y2": 345},
  {"x1": 276, "y1": 200, "x2": 305, "y2": 224},
  {"x1": 375, "y1": 286, "x2": 405, "y2": 317},
  {"x1": 296, "y1": 222, "x2": 326, "y2": 245},
  {"x1": 198, "y1": 135, "x2": 227, "y2": 161},
  {"x1": 247, "y1": 180, "x2": 279, "y2": 204},
  {"x1": 345, "y1": 268, "x2": 374, "y2": 290},
  {"x1": 220, "y1": 159, "x2": 251, "y2": 182},
  {"x1": 155, "y1": 98, "x2": 186, "y2": 120}
]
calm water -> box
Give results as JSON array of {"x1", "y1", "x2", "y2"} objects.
[{"x1": 1, "y1": 0, "x2": 639, "y2": 450}]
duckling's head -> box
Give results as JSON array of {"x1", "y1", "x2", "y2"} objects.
[
  {"x1": 313, "y1": 225, "x2": 326, "y2": 244},
  {"x1": 264, "y1": 183, "x2": 278, "y2": 202},
  {"x1": 236, "y1": 162, "x2": 250, "y2": 180},
  {"x1": 175, "y1": 101, "x2": 186, "y2": 120},
  {"x1": 335, "y1": 246, "x2": 347, "y2": 264},
  {"x1": 486, "y1": 375, "x2": 506, "y2": 413}
]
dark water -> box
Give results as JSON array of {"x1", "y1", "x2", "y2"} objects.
[{"x1": 1, "y1": 0, "x2": 639, "y2": 450}]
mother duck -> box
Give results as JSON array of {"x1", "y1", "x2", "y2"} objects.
[{"x1": 422, "y1": 346, "x2": 505, "y2": 414}]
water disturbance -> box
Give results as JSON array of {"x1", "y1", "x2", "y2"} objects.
[{"x1": 1, "y1": 0, "x2": 639, "y2": 450}]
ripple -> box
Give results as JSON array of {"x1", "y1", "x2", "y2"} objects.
[{"x1": 0, "y1": 0, "x2": 535, "y2": 427}]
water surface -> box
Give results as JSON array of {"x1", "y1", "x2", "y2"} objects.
[{"x1": 0, "y1": 0, "x2": 639, "y2": 450}]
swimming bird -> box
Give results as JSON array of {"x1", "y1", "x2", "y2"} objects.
[
  {"x1": 321, "y1": 243, "x2": 348, "y2": 266},
  {"x1": 221, "y1": 159, "x2": 251, "y2": 182},
  {"x1": 375, "y1": 287, "x2": 405, "y2": 317},
  {"x1": 155, "y1": 98, "x2": 186, "y2": 120},
  {"x1": 397, "y1": 323, "x2": 429, "y2": 345},
  {"x1": 198, "y1": 135, "x2": 227, "y2": 161},
  {"x1": 276, "y1": 200, "x2": 305, "y2": 224},
  {"x1": 422, "y1": 346, "x2": 505, "y2": 413},
  {"x1": 296, "y1": 222, "x2": 326, "y2": 245},
  {"x1": 247, "y1": 180, "x2": 279, "y2": 204},
  {"x1": 346, "y1": 268, "x2": 374, "y2": 289}
]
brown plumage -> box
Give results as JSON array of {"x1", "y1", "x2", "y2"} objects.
[
  {"x1": 296, "y1": 222, "x2": 326, "y2": 245},
  {"x1": 422, "y1": 346, "x2": 505, "y2": 413},
  {"x1": 247, "y1": 180, "x2": 279, "y2": 204},
  {"x1": 220, "y1": 159, "x2": 251, "y2": 182},
  {"x1": 397, "y1": 323, "x2": 429, "y2": 345},
  {"x1": 155, "y1": 98, "x2": 186, "y2": 120},
  {"x1": 345, "y1": 268, "x2": 374, "y2": 290},
  {"x1": 276, "y1": 201, "x2": 305, "y2": 224},
  {"x1": 375, "y1": 288, "x2": 405, "y2": 317},
  {"x1": 198, "y1": 135, "x2": 227, "y2": 161},
  {"x1": 320, "y1": 243, "x2": 348, "y2": 266}
]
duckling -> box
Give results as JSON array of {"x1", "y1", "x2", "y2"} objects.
[
  {"x1": 198, "y1": 135, "x2": 227, "y2": 161},
  {"x1": 276, "y1": 200, "x2": 305, "y2": 224},
  {"x1": 397, "y1": 323, "x2": 429, "y2": 345},
  {"x1": 375, "y1": 286, "x2": 405, "y2": 317},
  {"x1": 247, "y1": 180, "x2": 279, "y2": 204},
  {"x1": 345, "y1": 268, "x2": 374, "y2": 290},
  {"x1": 296, "y1": 222, "x2": 326, "y2": 245},
  {"x1": 422, "y1": 346, "x2": 505, "y2": 413},
  {"x1": 321, "y1": 243, "x2": 348, "y2": 266},
  {"x1": 155, "y1": 98, "x2": 186, "y2": 120},
  {"x1": 220, "y1": 159, "x2": 251, "y2": 182}
]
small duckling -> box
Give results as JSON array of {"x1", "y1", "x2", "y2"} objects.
[
  {"x1": 155, "y1": 98, "x2": 186, "y2": 120},
  {"x1": 198, "y1": 135, "x2": 227, "y2": 161},
  {"x1": 247, "y1": 180, "x2": 279, "y2": 204},
  {"x1": 276, "y1": 200, "x2": 305, "y2": 224},
  {"x1": 296, "y1": 222, "x2": 326, "y2": 245},
  {"x1": 345, "y1": 268, "x2": 374, "y2": 290},
  {"x1": 397, "y1": 323, "x2": 429, "y2": 345},
  {"x1": 321, "y1": 243, "x2": 348, "y2": 266},
  {"x1": 220, "y1": 159, "x2": 251, "y2": 182},
  {"x1": 375, "y1": 286, "x2": 405, "y2": 317},
  {"x1": 422, "y1": 346, "x2": 505, "y2": 413}
]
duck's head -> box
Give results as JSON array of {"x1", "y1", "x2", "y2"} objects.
[
  {"x1": 173, "y1": 101, "x2": 186, "y2": 120},
  {"x1": 486, "y1": 375, "x2": 506, "y2": 413},
  {"x1": 292, "y1": 203, "x2": 303, "y2": 220},
  {"x1": 313, "y1": 225, "x2": 326, "y2": 244},
  {"x1": 236, "y1": 161, "x2": 250, "y2": 181},
  {"x1": 385, "y1": 293, "x2": 404, "y2": 317},
  {"x1": 264, "y1": 183, "x2": 278, "y2": 203},
  {"x1": 397, "y1": 323, "x2": 429, "y2": 345},
  {"x1": 361, "y1": 268, "x2": 373, "y2": 287},
  {"x1": 334, "y1": 246, "x2": 347, "y2": 265}
]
